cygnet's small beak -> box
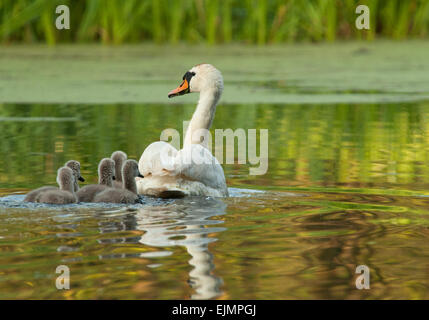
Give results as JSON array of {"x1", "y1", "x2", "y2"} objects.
[
  {"x1": 78, "y1": 176, "x2": 85, "y2": 182},
  {"x1": 138, "y1": 173, "x2": 144, "y2": 178},
  {"x1": 112, "y1": 176, "x2": 116, "y2": 180},
  {"x1": 168, "y1": 79, "x2": 190, "y2": 98}
]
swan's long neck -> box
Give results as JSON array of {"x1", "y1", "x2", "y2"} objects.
[
  {"x1": 73, "y1": 177, "x2": 79, "y2": 192},
  {"x1": 124, "y1": 177, "x2": 137, "y2": 195},
  {"x1": 99, "y1": 172, "x2": 113, "y2": 187},
  {"x1": 123, "y1": 166, "x2": 138, "y2": 194},
  {"x1": 184, "y1": 88, "x2": 221, "y2": 148},
  {"x1": 60, "y1": 176, "x2": 74, "y2": 194},
  {"x1": 114, "y1": 158, "x2": 124, "y2": 182}
]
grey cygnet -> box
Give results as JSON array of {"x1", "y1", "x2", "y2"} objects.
[
  {"x1": 35, "y1": 167, "x2": 77, "y2": 204},
  {"x1": 111, "y1": 150, "x2": 127, "y2": 189},
  {"x1": 94, "y1": 159, "x2": 143, "y2": 204},
  {"x1": 65, "y1": 160, "x2": 85, "y2": 192},
  {"x1": 76, "y1": 158, "x2": 115, "y2": 202},
  {"x1": 24, "y1": 160, "x2": 84, "y2": 202}
]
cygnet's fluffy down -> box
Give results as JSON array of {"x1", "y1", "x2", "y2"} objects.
[
  {"x1": 35, "y1": 167, "x2": 77, "y2": 204},
  {"x1": 76, "y1": 158, "x2": 115, "y2": 202},
  {"x1": 111, "y1": 150, "x2": 127, "y2": 189},
  {"x1": 94, "y1": 159, "x2": 142, "y2": 204},
  {"x1": 24, "y1": 160, "x2": 84, "y2": 202}
]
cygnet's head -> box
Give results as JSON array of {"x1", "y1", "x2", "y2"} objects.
[
  {"x1": 168, "y1": 64, "x2": 223, "y2": 98},
  {"x1": 65, "y1": 160, "x2": 85, "y2": 182},
  {"x1": 122, "y1": 159, "x2": 144, "y2": 180},
  {"x1": 98, "y1": 158, "x2": 116, "y2": 186},
  {"x1": 111, "y1": 151, "x2": 127, "y2": 181},
  {"x1": 111, "y1": 151, "x2": 127, "y2": 163},
  {"x1": 56, "y1": 166, "x2": 75, "y2": 192}
]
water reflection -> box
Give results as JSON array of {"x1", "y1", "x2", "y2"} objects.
[
  {"x1": 1, "y1": 189, "x2": 429, "y2": 299},
  {"x1": 136, "y1": 197, "x2": 226, "y2": 299},
  {"x1": 0, "y1": 194, "x2": 228, "y2": 299},
  {"x1": 94, "y1": 197, "x2": 227, "y2": 299},
  {"x1": 3, "y1": 100, "x2": 429, "y2": 299},
  {"x1": 3, "y1": 102, "x2": 429, "y2": 193}
]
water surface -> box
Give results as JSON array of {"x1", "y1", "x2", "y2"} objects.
[
  {"x1": 2, "y1": 42, "x2": 429, "y2": 299},
  {"x1": 1, "y1": 102, "x2": 429, "y2": 299}
]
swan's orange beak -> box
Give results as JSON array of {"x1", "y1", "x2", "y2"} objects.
[{"x1": 168, "y1": 79, "x2": 190, "y2": 98}]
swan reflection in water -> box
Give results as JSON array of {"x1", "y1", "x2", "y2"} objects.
[
  {"x1": 136, "y1": 197, "x2": 227, "y2": 299},
  {"x1": 97, "y1": 197, "x2": 227, "y2": 299}
]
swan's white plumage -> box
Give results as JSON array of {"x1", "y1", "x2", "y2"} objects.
[
  {"x1": 139, "y1": 141, "x2": 177, "y2": 177},
  {"x1": 137, "y1": 64, "x2": 228, "y2": 198},
  {"x1": 137, "y1": 141, "x2": 228, "y2": 197}
]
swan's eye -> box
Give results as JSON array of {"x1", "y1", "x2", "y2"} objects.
[{"x1": 182, "y1": 71, "x2": 196, "y2": 81}]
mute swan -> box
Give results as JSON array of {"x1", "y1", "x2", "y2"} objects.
[
  {"x1": 35, "y1": 167, "x2": 77, "y2": 204},
  {"x1": 94, "y1": 160, "x2": 143, "y2": 204},
  {"x1": 24, "y1": 160, "x2": 84, "y2": 202},
  {"x1": 111, "y1": 151, "x2": 127, "y2": 189},
  {"x1": 136, "y1": 64, "x2": 228, "y2": 198},
  {"x1": 76, "y1": 158, "x2": 115, "y2": 202}
]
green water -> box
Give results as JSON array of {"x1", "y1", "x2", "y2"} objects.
[
  {"x1": 1, "y1": 43, "x2": 429, "y2": 299},
  {"x1": 1, "y1": 103, "x2": 429, "y2": 299},
  {"x1": 1, "y1": 41, "x2": 429, "y2": 104}
]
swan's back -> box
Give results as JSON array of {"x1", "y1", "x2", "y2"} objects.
[
  {"x1": 24, "y1": 159, "x2": 83, "y2": 202},
  {"x1": 139, "y1": 141, "x2": 178, "y2": 177},
  {"x1": 36, "y1": 190, "x2": 76, "y2": 204},
  {"x1": 94, "y1": 159, "x2": 142, "y2": 203},
  {"x1": 113, "y1": 181, "x2": 123, "y2": 189},
  {"x1": 34, "y1": 167, "x2": 77, "y2": 204},
  {"x1": 137, "y1": 142, "x2": 228, "y2": 198},
  {"x1": 76, "y1": 184, "x2": 109, "y2": 202},
  {"x1": 76, "y1": 158, "x2": 115, "y2": 202},
  {"x1": 93, "y1": 188, "x2": 138, "y2": 204},
  {"x1": 24, "y1": 186, "x2": 56, "y2": 202}
]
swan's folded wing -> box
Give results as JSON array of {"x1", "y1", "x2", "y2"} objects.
[
  {"x1": 174, "y1": 144, "x2": 227, "y2": 190},
  {"x1": 138, "y1": 141, "x2": 178, "y2": 177}
]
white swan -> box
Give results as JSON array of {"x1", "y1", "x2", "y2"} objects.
[{"x1": 137, "y1": 64, "x2": 228, "y2": 198}]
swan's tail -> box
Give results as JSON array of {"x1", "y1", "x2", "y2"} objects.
[
  {"x1": 136, "y1": 176, "x2": 227, "y2": 198},
  {"x1": 144, "y1": 187, "x2": 186, "y2": 199},
  {"x1": 136, "y1": 177, "x2": 187, "y2": 198}
]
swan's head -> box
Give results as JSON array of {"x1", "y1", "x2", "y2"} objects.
[
  {"x1": 56, "y1": 166, "x2": 74, "y2": 191},
  {"x1": 168, "y1": 63, "x2": 223, "y2": 98}
]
